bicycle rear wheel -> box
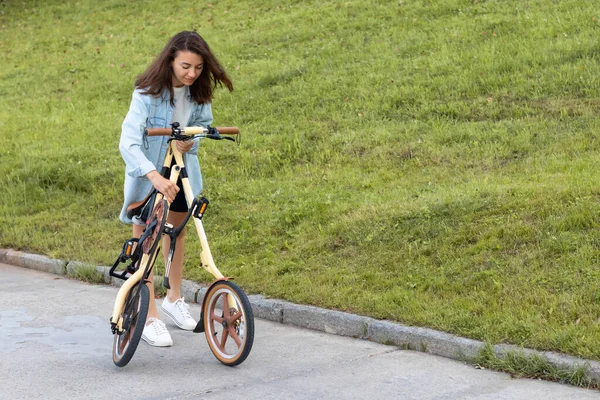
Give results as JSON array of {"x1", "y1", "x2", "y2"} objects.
[
  {"x1": 113, "y1": 282, "x2": 149, "y2": 367},
  {"x1": 203, "y1": 280, "x2": 254, "y2": 366}
]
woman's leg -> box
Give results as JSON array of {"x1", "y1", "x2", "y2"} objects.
[
  {"x1": 160, "y1": 210, "x2": 197, "y2": 330},
  {"x1": 163, "y1": 210, "x2": 187, "y2": 301},
  {"x1": 133, "y1": 211, "x2": 188, "y2": 322}
]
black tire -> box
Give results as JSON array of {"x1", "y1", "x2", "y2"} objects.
[
  {"x1": 112, "y1": 282, "x2": 149, "y2": 367},
  {"x1": 203, "y1": 280, "x2": 254, "y2": 366}
]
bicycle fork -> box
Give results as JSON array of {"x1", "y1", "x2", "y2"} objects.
[{"x1": 110, "y1": 251, "x2": 156, "y2": 333}]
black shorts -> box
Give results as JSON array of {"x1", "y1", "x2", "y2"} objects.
[
  {"x1": 169, "y1": 178, "x2": 188, "y2": 212},
  {"x1": 169, "y1": 160, "x2": 188, "y2": 213}
]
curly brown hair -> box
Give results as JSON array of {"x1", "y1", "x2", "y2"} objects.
[{"x1": 135, "y1": 31, "x2": 233, "y2": 105}]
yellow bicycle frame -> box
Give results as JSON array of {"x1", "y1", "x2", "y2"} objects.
[{"x1": 110, "y1": 139, "x2": 225, "y2": 332}]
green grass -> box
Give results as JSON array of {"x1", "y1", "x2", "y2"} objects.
[
  {"x1": 2, "y1": 0, "x2": 600, "y2": 360},
  {"x1": 68, "y1": 264, "x2": 105, "y2": 285},
  {"x1": 476, "y1": 344, "x2": 597, "y2": 389}
]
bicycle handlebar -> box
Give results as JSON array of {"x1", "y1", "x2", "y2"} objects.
[
  {"x1": 145, "y1": 128, "x2": 172, "y2": 137},
  {"x1": 212, "y1": 127, "x2": 239, "y2": 135},
  {"x1": 145, "y1": 126, "x2": 239, "y2": 137}
]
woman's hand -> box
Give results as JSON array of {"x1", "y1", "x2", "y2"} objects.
[
  {"x1": 146, "y1": 170, "x2": 179, "y2": 203},
  {"x1": 175, "y1": 139, "x2": 194, "y2": 154}
]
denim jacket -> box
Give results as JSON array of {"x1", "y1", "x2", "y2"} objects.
[{"x1": 119, "y1": 87, "x2": 213, "y2": 224}]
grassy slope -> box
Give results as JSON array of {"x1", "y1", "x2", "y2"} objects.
[{"x1": 2, "y1": 0, "x2": 600, "y2": 359}]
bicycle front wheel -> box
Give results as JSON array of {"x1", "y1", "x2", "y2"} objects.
[
  {"x1": 112, "y1": 282, "x2": 149, "y2": 367},
  {"x1": 203, "y1": 280, "x2": 254, "y2": 366}
]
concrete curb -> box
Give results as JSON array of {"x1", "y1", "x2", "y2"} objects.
[{"x1": 3, "y1": 248, "x2": 600, "y2": 385}]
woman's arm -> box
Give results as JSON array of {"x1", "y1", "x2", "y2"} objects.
[
  {"x1": 119, "y1": 90, "x2": 180, "y2": 202},
  {"x1": 119, "y1": 90, "x2": 156, "y2": 178}
]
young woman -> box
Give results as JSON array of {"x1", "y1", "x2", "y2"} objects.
[{"x1": 119, "y1": 31, "x2": 233, "y2": 347}]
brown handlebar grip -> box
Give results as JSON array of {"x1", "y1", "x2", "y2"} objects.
[
  {"x1": 215, "y1": 126, "x2": 239, "y2": 135},
  {"x1": 145, "y1": 128, "x2": 172, "y2": 136}
]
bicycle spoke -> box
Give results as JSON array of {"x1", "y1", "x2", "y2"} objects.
[
  {"x1": 222, "y1": 293, "x2": 230, "y2": 313},
  {"x1": 119, "y1": 333, "x2": 130, "y2": 353},
  {"x1": 219, "y1": 328, "x2": 228, "y2": 351},
  {"x1": 229, "y1": 326, "x2": 242, "y2": 347},
  {"x1": 211, "y1": 313, "x2": 224, "y2": 324},
  {"x1": 230, "y1": 310, "x2": 242, "y2": 322}
]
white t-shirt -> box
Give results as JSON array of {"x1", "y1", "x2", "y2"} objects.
[{"x1": 172, "y1": 86, "x2": 192, "y2": 127}]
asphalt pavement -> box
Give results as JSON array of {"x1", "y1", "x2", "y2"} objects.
[{"x1": 1, "y1": 262, "x2": 599, "y2": 399}]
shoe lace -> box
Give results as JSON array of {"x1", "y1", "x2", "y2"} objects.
[
  {"x1": 148, "y1": 318, "x2": 168, "y2": 335},
  {"x1": 175, "y1": 298, "x2": 192, "y2": 320}
]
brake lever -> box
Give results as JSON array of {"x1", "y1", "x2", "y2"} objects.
[{"x1": 206, "y1": 126, "x2": 237, "y2": 142}]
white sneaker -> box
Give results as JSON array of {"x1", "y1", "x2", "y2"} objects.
[
  {"x1": 141, "y1": 318, "x2": 173, "y2": 347},
  {"x1": 161, "y1": 297, "x2": 197, "y2": 331}
]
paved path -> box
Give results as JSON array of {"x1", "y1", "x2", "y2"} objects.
[{"x1": 1, "y1": 262, "x2": 599, "y2": 399}]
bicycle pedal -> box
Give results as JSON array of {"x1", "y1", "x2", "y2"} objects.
[
  {"x1": 193, "y1": 197, "x2": 209, "y2": 220},
  {"x1": 119, "y1": 238, "x2": 137, "y2": 261}
]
